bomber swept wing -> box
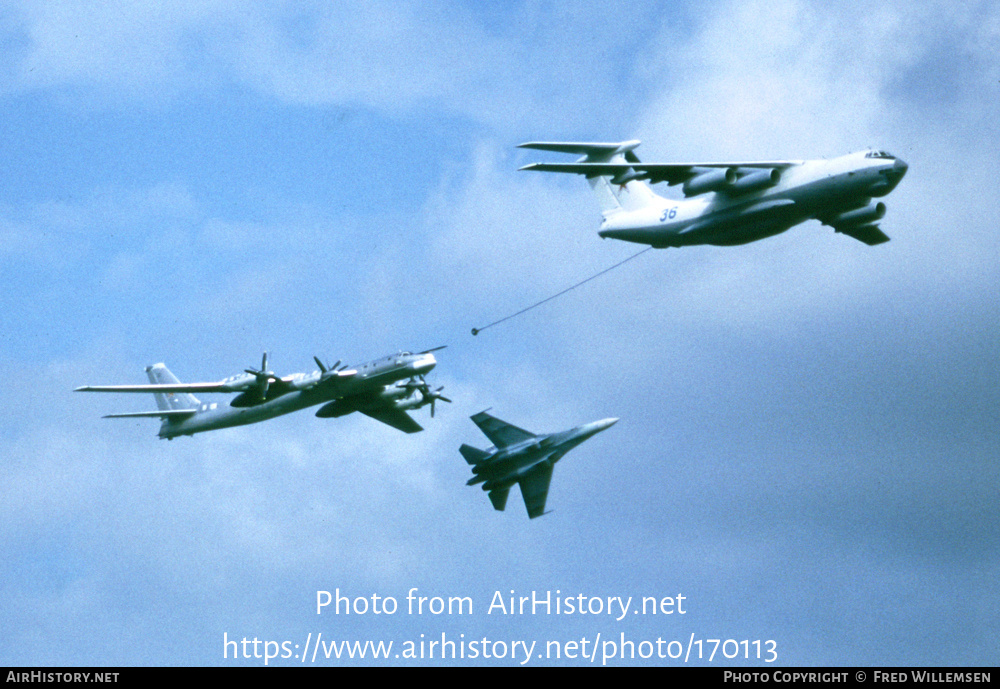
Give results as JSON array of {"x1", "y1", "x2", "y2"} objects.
[{"x1": 358, "y1": 407, "x2": 425, "y2": 434}]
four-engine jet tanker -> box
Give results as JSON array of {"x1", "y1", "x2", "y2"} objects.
[
  {"x1": 76, "y1": 349, "x2": 450, "y2": 438},
  {"x1": 519, "y1": 140, "x2": 907, "y2": 248},
  {"x1": 460, "y1": 411, "x2": 618, "y2": 519}
]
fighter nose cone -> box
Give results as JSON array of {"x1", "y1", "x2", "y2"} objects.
[{"x1": 598, "y1": 417, "x2": 619, "y2": 431}]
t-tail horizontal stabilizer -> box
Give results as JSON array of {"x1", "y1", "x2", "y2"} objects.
[
  {"x1": 518, "y1": 140, "x2": 657, "y2": 216},
  {"x1": 518, "y1": 140, "x2": 642, "y2": 162}
]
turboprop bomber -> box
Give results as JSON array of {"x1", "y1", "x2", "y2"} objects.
[
  {"x1": 75, "y1": 349, "x2": 450, "y2": 439},
  {"x1": 460, "y1": 411, "x2": 618, "y2": 519},
  {"x1": 518, "y1": 141, "x2": 907, "y2": 248}
]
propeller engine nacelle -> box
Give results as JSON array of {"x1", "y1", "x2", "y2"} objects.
[
  {"x1": 394, "y1": 391, "x2": 428, "y2": 412},
  {"x1": 396, "y1": 377, "x2": 451, "y2": 417}
]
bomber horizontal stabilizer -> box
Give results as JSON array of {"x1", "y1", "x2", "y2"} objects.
[
  {"x1": 77, "y1": 383, "x2": 231, "y2": 393},
  {"x1": 103, "y1": 410, "x2": 197, "y2": 419}
]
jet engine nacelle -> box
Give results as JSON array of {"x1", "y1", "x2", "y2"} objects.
[
  {"x1": 730, "y1": 168, "x2": 781, "y2": 194},
  {"x1": 682, "y1": 168, "x2": 737, "y2": 197},
  {"x1": 828, "y1": 201, "x2": 886, "y2": 227}
]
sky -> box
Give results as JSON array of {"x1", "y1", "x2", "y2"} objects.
[{"x1": 1, "y1": 0, "x2": 997, "y2": 667}]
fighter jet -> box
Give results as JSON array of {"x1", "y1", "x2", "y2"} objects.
[
  {"x1": 460, "y1": 411, "x2": 618, "y2": 519},
  {"x1": 518, "y1": 140, "x2": 908, "y2": 247},
  {"x1": 75, "y1": 349, "x2": 450, "y2": 439}
]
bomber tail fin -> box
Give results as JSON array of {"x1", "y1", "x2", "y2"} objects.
[
  {"x1": 145, "y1": 363, "x2": 200, "y2": 415},
  {"x1": 518, "y1": 140, "x2": 659, "y2": 217}
]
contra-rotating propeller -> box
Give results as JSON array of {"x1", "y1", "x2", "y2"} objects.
[
  {"x1": 404, "y1": 375, "x2": 452, "y2": 417},
  {"x1": 314, "y1": 356, "x2": 351, "y2": 377},
  {"x1": 244, "y1": 352, "x2": 277, "y2": 401}
]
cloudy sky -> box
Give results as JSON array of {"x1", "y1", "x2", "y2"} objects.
[{"x1": 1, "y1": 0, "x2": 997, "y2": 667}]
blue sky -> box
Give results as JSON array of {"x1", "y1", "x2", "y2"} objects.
[{"x1": 1, "y1": 0, "x2": 997, "y2": 666}]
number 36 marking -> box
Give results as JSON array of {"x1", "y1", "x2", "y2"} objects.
[{"x1": 660, "y1": 207, "x2": 678, "y2": 222}]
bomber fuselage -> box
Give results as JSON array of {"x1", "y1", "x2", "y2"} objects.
[{"x1": 158, "y1": 351, "x2": 437, "y2": 438}]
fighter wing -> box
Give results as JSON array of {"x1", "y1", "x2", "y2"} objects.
[
  {"x1": 75, "y1": 383, "x2": 233, "y2": 393},
  {"x1": 358, "y1": 407, "x2": 424, "y2": 434},
  {"x1": 519, "y1": 461, "x2": 554, "y2": 519},
  {"x1": 470, "y1": 411, "x2": 536, "y2": 449}
]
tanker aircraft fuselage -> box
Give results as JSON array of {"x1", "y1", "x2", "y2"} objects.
[{"x1": 519, "y1": 141, "x2": 908, "y2": 247}]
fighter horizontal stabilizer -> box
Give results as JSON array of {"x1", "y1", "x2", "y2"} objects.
[{"x1": 488, "y1": 487, "x2": 510, "y2": 512}]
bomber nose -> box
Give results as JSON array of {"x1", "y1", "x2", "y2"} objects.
[
  {"x1": 413, "y1": 353, "x2": 436, "y2": 373},
  {"x1": 893, "y1": 158, "x2": 908, "y2": 178}
]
